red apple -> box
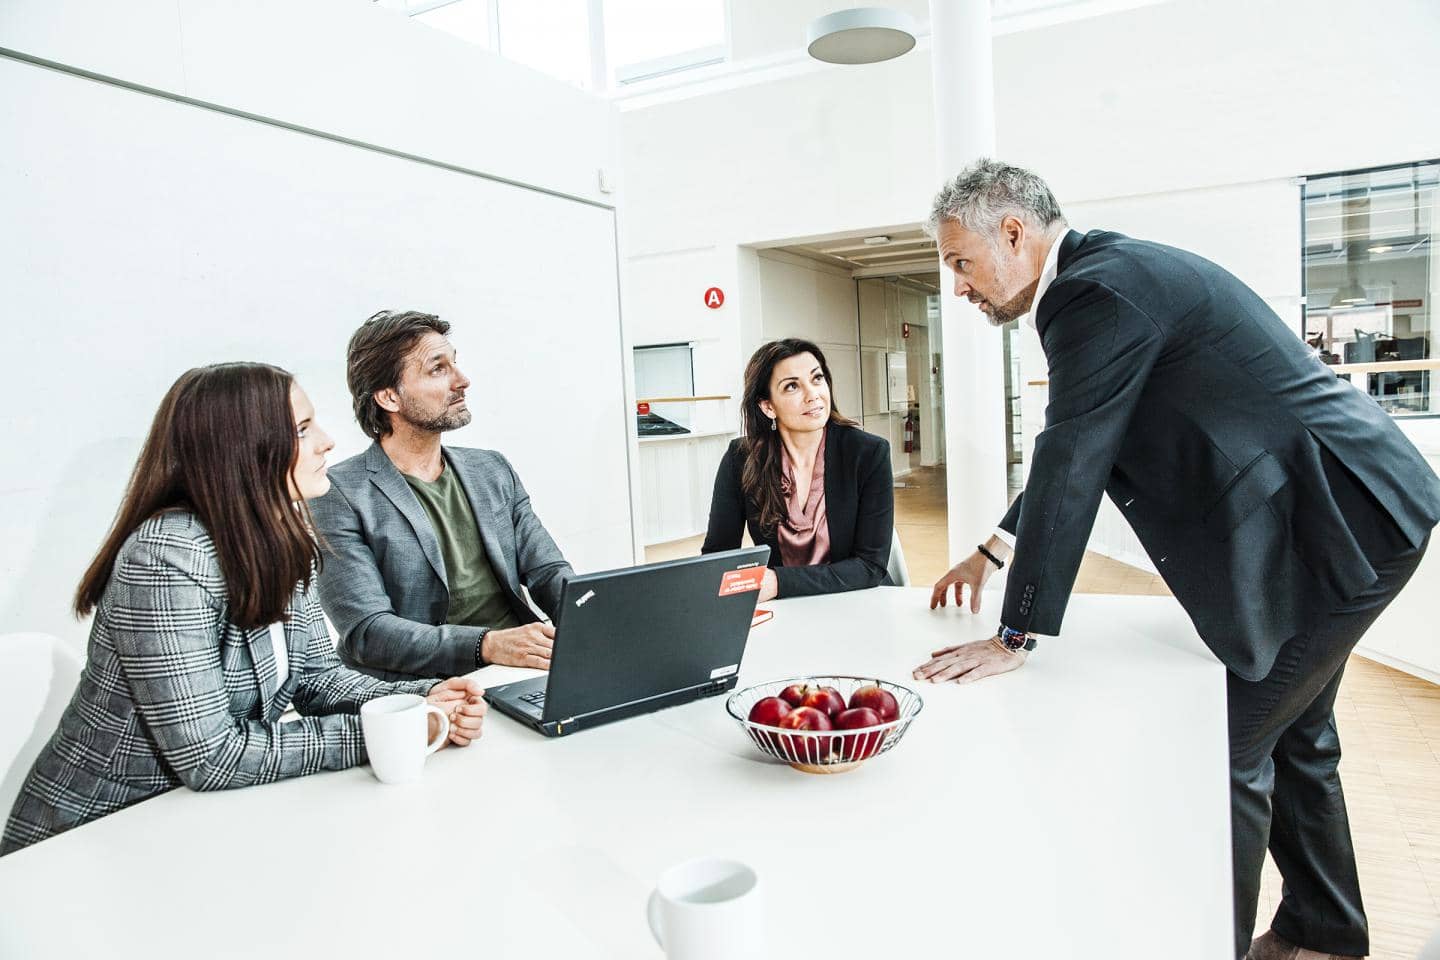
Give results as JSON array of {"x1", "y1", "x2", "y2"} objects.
[
  {"x1": 800, "y1": 686, "x2": 846, "y2": 720},
  {"x1": 778, "y1": 683, "x2": 811, "y2": 709},
  {"x1": 848, "y1": 682, "x2": 899, "y2": 723},
  {"x1": 834, "y1": 706, "x2": 887, "y2": 760},
  {"x1": 777, "y1": 706, "x2": 834, "y2": 764},
  {"x1": 747, "y1": 696, "x2": 792, "y2": 727},
  {"x1": 746, "y1": 697, "x2": 792, "y2": 752}
]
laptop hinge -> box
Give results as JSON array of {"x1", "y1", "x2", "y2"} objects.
[{"x1": 548, "y1": 678, "x2": 730, "y2": 733}]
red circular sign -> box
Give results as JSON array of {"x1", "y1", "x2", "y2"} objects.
[{"x1": 704, "y1": 287, "x2": 725, "y2": 309}]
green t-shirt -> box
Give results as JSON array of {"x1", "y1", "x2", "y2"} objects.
[{"x1": 404, "y1": 464, "x2": 521, "y2": 632}]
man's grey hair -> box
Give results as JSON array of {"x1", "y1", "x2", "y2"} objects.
[{"x1": 925, "y1": 158, "x2": 1066, "y2": 239}]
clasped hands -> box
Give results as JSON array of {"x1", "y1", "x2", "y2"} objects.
[
  {"x1": 912, "y1": 546, "x2": 1027, "y2": 685},
  {"x1": 426, "y1": 677, "x2": 488, "y2": 747}
]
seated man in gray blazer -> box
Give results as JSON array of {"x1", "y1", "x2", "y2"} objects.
[{"x1": 311, "y1": 310, "x2": 573, "y2": 681}]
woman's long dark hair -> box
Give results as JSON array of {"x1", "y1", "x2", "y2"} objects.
[
  {"x1": 739, "y1": 339, "x2": 856, "y2": 534},
  {"x1": 75, "y1": 363, "x2": 321, "y2": 629}
]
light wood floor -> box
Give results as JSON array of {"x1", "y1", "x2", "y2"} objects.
[{"x1": 647, "y1": 465, "x2": 1440, "y2": 958}]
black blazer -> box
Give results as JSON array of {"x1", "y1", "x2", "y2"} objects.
[
  {"x1": 702, "y1": 422, "x2": 894, "y2": 597},
  {"x1": 1003, "y1": 229, "x2": 1440, "y2": 680}
]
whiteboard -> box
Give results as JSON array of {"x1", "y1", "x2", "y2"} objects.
[{"x1": 0, "y1": 56, "x2": 634, "y2": 650}]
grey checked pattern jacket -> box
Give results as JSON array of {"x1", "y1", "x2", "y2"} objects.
[{"x1": 1, "y1": 511, "x2": 435, "y2": 855}]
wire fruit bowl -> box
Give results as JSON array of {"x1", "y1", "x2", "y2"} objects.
[{"x1": 726, "y1": 675, "x2": 923, "y2": 774}]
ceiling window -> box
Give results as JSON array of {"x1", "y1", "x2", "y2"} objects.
[
  {"x1": 604, "y1": 0, "x2": 728, "y2": 86},
  {"x1": 382, "y1": 0, "x2": 728, "y2": 93}
]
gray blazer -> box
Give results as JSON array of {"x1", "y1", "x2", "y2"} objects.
[
  {"x1": 1, "y1": 511, "x2": 433, "y2": 855},
  {"x1": 309, "y1": 443, "x2": 573, "y2": 681}
]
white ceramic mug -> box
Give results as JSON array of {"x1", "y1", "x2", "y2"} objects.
[
  {"x1": 647, "y1": 857, "x2": 765, "y2": 960},
  {"x1": 360, "y1": 693, "x2": 448, "y2": 784}
]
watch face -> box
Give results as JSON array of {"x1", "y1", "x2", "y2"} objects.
[{"x1": 999, "y1": 628, "x2": 1026, "y2": 651}]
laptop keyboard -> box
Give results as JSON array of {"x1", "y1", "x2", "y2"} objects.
[{"x1": 520, "y1": 689, "x2": 546, "y2": 707}]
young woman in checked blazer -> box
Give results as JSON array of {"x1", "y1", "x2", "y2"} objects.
[{"x1": 1, "y1": 363, "x2": 487, "y2": 854}]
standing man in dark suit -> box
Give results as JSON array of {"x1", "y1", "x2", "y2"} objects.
[
  {"x1": 311, "y1": 311, "x2": 573, "y2": 682},
  {"x1": 911, "y1": 160, "x2": 1439, "y2": 960}
]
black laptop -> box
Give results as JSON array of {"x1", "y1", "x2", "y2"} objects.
[{"x1": 487, "y1": 546, "x2": 770, "y2": 736}]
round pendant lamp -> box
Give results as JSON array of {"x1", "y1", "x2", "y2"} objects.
[{"x1": 806, "y1": 7, "x2": 918, "y2": 65}]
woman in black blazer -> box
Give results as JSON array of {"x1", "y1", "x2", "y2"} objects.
[{"x1": 702, "y1": 338, "x2": 894, "y2": 600}]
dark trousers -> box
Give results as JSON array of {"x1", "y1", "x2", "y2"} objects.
[{"x1": 1228, "y1": 535, "x2": 1428, "y2": 958}]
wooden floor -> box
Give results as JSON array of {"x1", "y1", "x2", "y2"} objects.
[{"x1": 646, "y1": 465, "x2": 1440, "y2": 958}]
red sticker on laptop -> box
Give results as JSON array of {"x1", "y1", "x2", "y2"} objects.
[{"x1": 719, "y1": 566, "x2": 766, "y2": 597}]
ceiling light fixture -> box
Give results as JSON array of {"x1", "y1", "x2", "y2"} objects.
[
  {"x1": 1367, "y1": 245, "x2": 1393, "y2": 254},
  {"x1": 863, "y1": 235, "x2": 892, "y2": 245},
  {"x1": 806, "y1": 7, "x2": 918, "y2": 65},
  {"x1": 1329, "y1": 279, "x2": 1369, "y2": 307}
]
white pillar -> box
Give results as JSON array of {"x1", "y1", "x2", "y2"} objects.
[{"x1": 929, "y1": 0, "x2": 1008, "y2": 567}]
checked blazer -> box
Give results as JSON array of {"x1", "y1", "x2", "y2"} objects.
[{"x1": 1, "y1": 511, "x2": 434, "y2": 855}]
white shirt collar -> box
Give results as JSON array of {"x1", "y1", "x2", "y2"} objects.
[{"x1": 1021, "y1": 229, "x2": 1069, "y2": 330}]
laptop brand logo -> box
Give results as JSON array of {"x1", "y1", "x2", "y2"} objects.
[{"x1": 575, "y1": 590, "x2": 596, "y2": 607}]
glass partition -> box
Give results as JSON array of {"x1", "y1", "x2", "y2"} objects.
[{"x1": 1303, "y1": 161, "x2": 1438, "y2": 417}]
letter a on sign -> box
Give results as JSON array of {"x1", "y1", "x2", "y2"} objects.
[{"x1": 704, "y1": 287, "x2": 725, "y2": 309}]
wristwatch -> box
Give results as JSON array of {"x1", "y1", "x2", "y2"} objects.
[{"x1": 997, "y1": 624, "x2": 1036, "y2": 653}]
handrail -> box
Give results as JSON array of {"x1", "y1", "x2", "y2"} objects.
[
  {"x1": 1327, "y1": 359, "x2": 1440, "y2": 375},
  {"x1": 1023, "y1": 358, "x2": 1440, "y2": 388},
  {"x1": 637, "y1": 395, "x2": 731, "y2": 403}
]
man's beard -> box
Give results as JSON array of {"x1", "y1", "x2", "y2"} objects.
[
  {"x1": 986, "y1": 276, "x2": 1040, "y2": 327},
  {"x1": 399, "y1": 394, "x2": 473, "y2": 433}
]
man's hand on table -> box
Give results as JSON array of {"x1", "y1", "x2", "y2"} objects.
[
  {"x1": 426, "y1": 677, "x2": 488, "y2": 747},
  {"x1": 930, "y1": 544, "x2": 1006, "y2": 612},
  {"x1": 912, "y1": 636, "x2": 1027, "y2": 684},
  {"x1": 482, "y1": 623, "x2": 555, "y2": 669}
]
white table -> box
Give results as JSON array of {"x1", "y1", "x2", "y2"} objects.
[{"x1": 0, "y1": 588, "x2": 1233, "y2": 958}]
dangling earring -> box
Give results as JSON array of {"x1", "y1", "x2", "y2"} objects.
[{"x1": 769, "y1": 417, "x2": 777, "y2": 432}]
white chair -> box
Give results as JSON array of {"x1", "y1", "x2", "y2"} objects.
[
  {"x1": 0, "y1": 633, "x2": 82, "y2": 818},
  {"x1": 887, "y1": 529, "x2": 911, "y2": 587},
  {"x1": 1418, "y1": 923, "x2": 1440, "y2": 960}
]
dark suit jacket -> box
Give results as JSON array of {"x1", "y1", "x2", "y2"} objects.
[
  {"x1": 310, "y1": 443, "x2": 573, "y2": 681},
  {"x1": 1002, "y1": 229, "x2": 1440, "y2": 680},
  {"x1": 701, "y1": 422, "x2": 894, "y2": 597}
]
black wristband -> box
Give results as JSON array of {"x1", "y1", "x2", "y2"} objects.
[
  {"x1": 977, "y1": 543, "x2": 1006, "y2": 570},
  {"x1": 474, "y1": 630, "x2": 489, "y2": 669}
]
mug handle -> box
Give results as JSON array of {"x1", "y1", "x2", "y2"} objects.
[
  {"x1": 424, "y1": 704, "x2": 450, "y2": 755},
  {"x1": 646, "y1": 890, "x2": 664, "y2": 947}
]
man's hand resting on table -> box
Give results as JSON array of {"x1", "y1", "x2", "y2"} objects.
[
  {"x1": 930, "y1": 544, "x2": 1006, "y2": 612},
  {"x1": 426, "y1": 677, "x2": 488, "y2": 746},
  {"x1": 481, "y1": 622, "x2": 555, "y2": 669},
  {"x1": 912, "y1": 636, "x2": 1027, "y2": 684}
]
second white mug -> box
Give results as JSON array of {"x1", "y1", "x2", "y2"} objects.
[
  {"x1": 360, "y1": 693, "x2": 448, "y2": 784},
  {"x1": 647, "y1": 857, "x2": 765, "y2": 960}
]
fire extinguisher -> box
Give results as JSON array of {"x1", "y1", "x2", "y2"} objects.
[{"x1": 903, "y1": 413, "x2": 916, "y2": 453}]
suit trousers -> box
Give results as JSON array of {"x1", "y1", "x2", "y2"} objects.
[{"x1": 1228, "y1": 534, "x2": 1429, "y2": 958}]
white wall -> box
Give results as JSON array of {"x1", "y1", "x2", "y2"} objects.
[
  {"x1": 758, "y1": 251, "x2": 863, "y2": 418},
  {"x1": 619, "y1": 0, "x2": 1440, "y2": 560},
  {"x1": 0, "y1": 0, "x2": 618, "y2": 206},
  {"x1": 0, "y1": 1, "x2": 631, "y2": 652}
]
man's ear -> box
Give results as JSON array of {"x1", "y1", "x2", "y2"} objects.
[
  {"x1": 1001, "y1": 215, "x2": 1025, "y2": 253},
  {"x1": 374, "y1": 387, "x2": 401, "y2": 414}
]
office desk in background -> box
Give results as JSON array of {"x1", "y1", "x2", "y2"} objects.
[{"x1": 0, "y1": 588, "x2": 1232, "y2": 959}]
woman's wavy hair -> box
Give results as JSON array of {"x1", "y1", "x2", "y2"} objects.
[
  {"x1": 739, "y1": 338, "x2": 855, "y2": 534},
  {"x1": 75, "y1": 363, "x2": 320, "y2": 629}
]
